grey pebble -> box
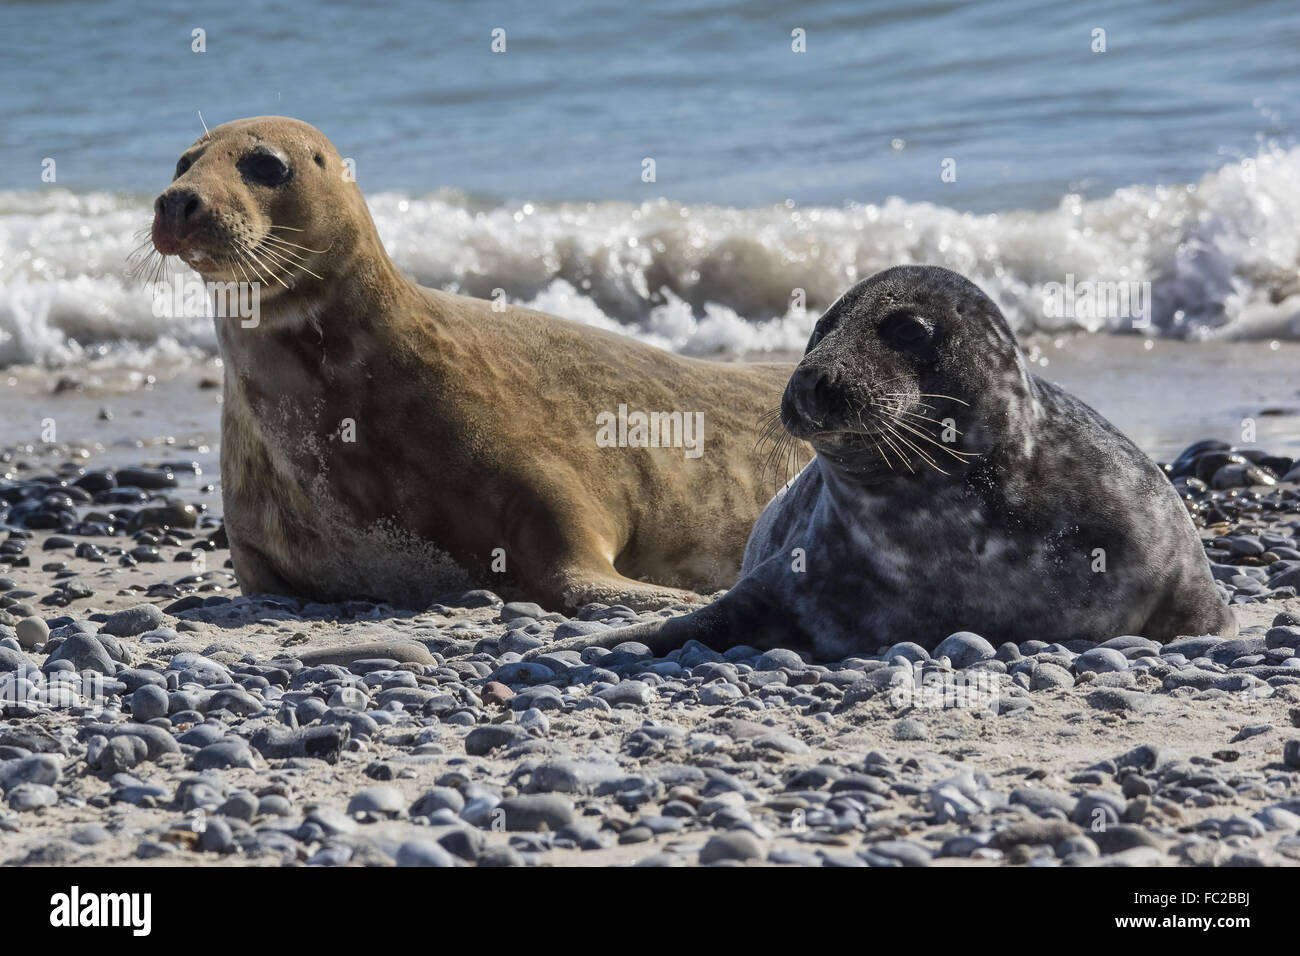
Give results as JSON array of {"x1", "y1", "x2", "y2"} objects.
[
  {"x1": 100, "y1": 603, "x2": 164, "y2": 637},
  {"x1": 932, "y1": 631, "x2": 996, "y2": 669}
]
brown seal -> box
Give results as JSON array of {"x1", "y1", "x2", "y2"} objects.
[{"x1": 147, "y1": 116, "x2": 802, "y2": 610}]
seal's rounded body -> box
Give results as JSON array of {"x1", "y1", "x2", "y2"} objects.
[
  {"x1": 735, "y1": 373, "x2": 1236, "y2": 657},
  {"x1": 150, "y1": 116, "x2": 796, "y2": 609},
  {"x1": 529, "y1": 265, "x2": 1237, "y2": 659}
]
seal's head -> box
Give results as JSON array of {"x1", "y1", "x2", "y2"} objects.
[
  {"x1": 781, "y1": 264, "x2": 1036, "y2": 480},
  {"x1": 149, "y1": 116, "x2": 380, "y2": 301}
]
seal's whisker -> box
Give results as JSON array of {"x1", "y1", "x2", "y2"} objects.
[
  {"x1": 233, "y1": 243, "x2": 271, "y2": 285},
  {"x1": 125, "y1": 249, "x2": 155, "y2": 278},
  {"x1": 881, "y1": 427, "x2": 945, "y2": 476},
  {"x1": 259, "y1": 242, "x2": 324, "y2": 281},
  {"x1": 257, "y1": 243, "x2": 311, "y2": 270},
  {"x1": 259, "y1": 239, "x2": 308, "y2": 259},
  {"x1": 854, "y1": 405, "x2": 903, "y2": 473},
  {"x1": 879, "y1": 392, "x2": 972, "y2": 407},
  {"x1": 234, "y1": 243, "x2": 278, "y2": 288},
  {"x1": 882, "y1": 414, "x2": 982, "y2": 461},
  {"x1": 267, "y1": 224, "x2": 308, "y2": 232},
  {"x1": 128, "y1": 247, "x2": 173, "y2": 286},
  {"x1": 875, "y1": 428, "x2": 912, "y2": 474},
  {"x1": 258, "y1": 240, "x2": 317, "y2": 274},
  {"x1": 232, "y1": 255, "x2": 255, "y2": 289},
  {"x1": 866, "y1": 374, "x2": 914, "y2": 393},
  {"x1": 877, "y1": 418, "x2": 948, "y2": 475},
  {"x1": 239, "y1": 242, "x2": 290, "y2": 288},
  {"x1": 889, "y1": 408, "x2": 962, "y2": 431},
  {"x1": 753, "y1": 405, "x2": 811, "y2": 489},
  {"x1": 866, "y1": 398, "x2": 973, "y2": 445},
  {"x1": 869, "y1": 433, "x2": 893, "y2": 470},
  {"x1": 263, "y1": 234, "x2": 329, "y2": 254},
  {"x1": 754, "y1": 413, "x2": 792, "y2": 489},
  {"x1": 848, "y1": 407, "x2": 892, "y2": 472}
]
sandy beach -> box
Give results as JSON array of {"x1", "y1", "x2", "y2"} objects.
[{"x1": 1, "y1": 350, "x2": 1299, "y2": 868}]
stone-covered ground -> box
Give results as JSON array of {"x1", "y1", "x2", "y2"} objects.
[{"x1": 1, "y1": 439, "x2": 1299, "y2": 867}]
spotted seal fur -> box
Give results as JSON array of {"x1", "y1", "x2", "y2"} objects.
[{"x1": 528, "y1": 265, "x2": 1237, "y2": 659}]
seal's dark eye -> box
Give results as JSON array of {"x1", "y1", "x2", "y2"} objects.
[
  {"x1": 174, "y1": 156, "x2": 191, "y2": 179},
  {"x1": 880, "y1": 312, "x2": 933, "y2": 349},
  {"x1": 239, "y1": 150, "x2": 292, "y2": 187}
]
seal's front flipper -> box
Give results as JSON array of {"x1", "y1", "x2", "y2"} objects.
[
  {"x1": 522, "y1": 576, "x2": 796, "y2": 661},
  {"x1": 520, "y1": 616, "x2": 683, "y2": 660}
]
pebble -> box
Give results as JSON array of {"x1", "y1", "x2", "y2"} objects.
[
  {"x1": 347, "y1": 785, "x2": 405, "y2": 817},
  {"x1": 100, "y1": 604, "x2": 164, "y2": 637},
  {"x1": 44, "y1": 633, "x2": 115, "y2": 675},
  {"x1": 1074, "y1": 647, "x2": 1129, "y2": 674},
  {"x1": 130, "y1": 684, "x2": 169, "y2": 722},
  {"x1": 396, "y1": 840, "x2": 455, "y2": 867},
  {"x1": 8, "y1": 782, "x2": 57, "y2": 810},
  {"x1": 498, "y1": 794, "x2": 576, "y2": 831},
  {"x1": 931, "y1": 631, "x2": 995, "y2": 669},
  {"x1": 699, "y1": 831, "x2": 763, "y2": 864},
  {"x1": 15, "y1": 617, "x2": 48, "y2": 650},
  {"x1": 192, "y1": 740, "x2": 256, "y2": 770},
  {"x1": 465, "y1": 724, "x2": 531, "y2": 756},
  {"x1": 0, "y1": 439, "x2": 1295, "y2": 869},
  {"x1": 596, "y1": 680, "x2": 653, "y2": 705}
]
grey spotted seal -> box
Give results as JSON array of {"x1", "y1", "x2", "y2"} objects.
[
  {"x1": 528, "y1": 265, "x2": 1237, "y2": 660},
  {"x1": 146, "y1": 116, "x2": 801, "y2": 610}
]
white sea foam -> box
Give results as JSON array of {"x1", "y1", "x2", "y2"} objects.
[{"x1": 2, "y1": 146, "x2": 1298, "y2": 368}]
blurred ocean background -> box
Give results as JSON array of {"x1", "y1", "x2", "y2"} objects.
[{"x1": 0, "y1": 0, "x2": 1298, "y2": 373}]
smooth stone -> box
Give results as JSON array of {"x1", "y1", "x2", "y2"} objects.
[
  {"x1": 347, "y1": 785, "x2": 405, "y2": 817},
  {"x1": 1074, "y1": 648, "x2": 1129, "y2": 674},
  {"x1": 501, "y1": 602, "x2": 546, "y2": 622},
  {"x1": 15, "y1": 617, "x2": 48, "y2": 650},
  {"x1": 100, "y1": 604, "x2": 164, "y2": 637},
  {"x1": 1010, "y1": 787, "x2": 1078, "y2": 817},
  {"x1": 130, "y1": 684, "x2": 170, "y2": 722},
  {"x1": 595, "y1": 680, "x2": 653, "y2": 705},
  {"x1": 217, "y1": 791, "x2": 259, "y2": 821},
  {"x1": 8, "y1": 782, "x2": 58, "y2": 811},
  {"x1": 699, "y1": 831, "x2": 763, "y2": 864},
  {"x1": 1029, "y1": 662, "x2": 1075, "y2": 690},
  {"x1": 464, "y1": 724, "x2": 531, "y2": 756},
  {"x1": 753, "y1": 648, "x2": 806, "y2": 671},
  {"x1": 396, "y1": 840, "x2": 455, "y2": 867},
  {"x1": 192, "y1": 740, "x2": 256, "y2": 770},
  {"x1": 498, "y1": 794, "x2": 576, "y2": 831},
  {"x1": 200, "y1": 818, "x2": 235, "y2": 854},
  {"x1": 44, "y1": 633, "x2": 115, "y2": 675},
  {"x1": 292, "y1": 641, "x2": 435, "y2": 667},
  {"x1": 410, "y1": 788, "x2": 465, "y2": 817},
  {"x1": 932, "y1": 632, "x2": 996, "y2": 669}
]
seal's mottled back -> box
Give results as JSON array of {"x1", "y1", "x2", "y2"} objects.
[{"x1": 529, "y1": 265, "x2": 1237, "y2": 660}]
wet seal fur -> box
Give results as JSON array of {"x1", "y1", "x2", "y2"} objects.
[
  {"x1": 529, "y1": 265, "x2": 1237, "y2": 660},
  {"x1": 147, "y1": 116, "x2": 800, "y2": 610}
]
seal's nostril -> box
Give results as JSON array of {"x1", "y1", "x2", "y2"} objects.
[
  {"x1": 788, "y1": 366, "x2": 834, "y2": 424},
  {"x1": 812, "y1": 372, "x2": 834, "y2": 410},
  {"x1": 155, "y1": 189, "x2": 203, "y2": 233}
]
